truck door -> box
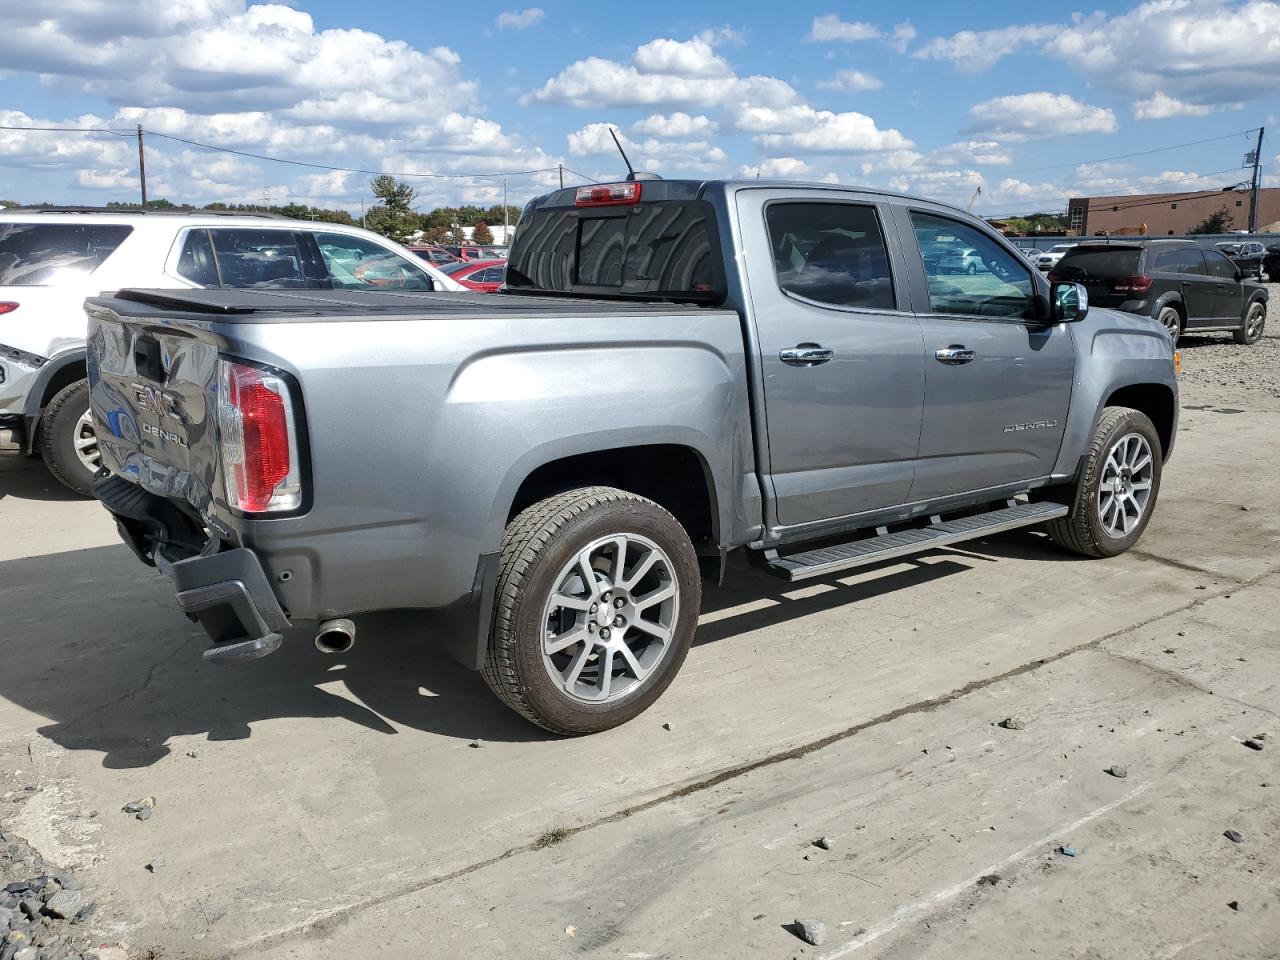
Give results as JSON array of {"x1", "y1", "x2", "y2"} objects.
[
  {"x1": 736, "y1": 191, "x2": 926, "y2": 527},
  {"x1": 897, "y1": 208, "x2": 1073, "y2": 501}
]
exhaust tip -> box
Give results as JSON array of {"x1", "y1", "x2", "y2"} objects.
[{"x1": 314, "y1": 618, "x2": 356, "y2": 655}]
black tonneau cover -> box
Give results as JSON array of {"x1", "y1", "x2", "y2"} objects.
[{"x1": 91, "y1": 287, "x2": 725, "y2": 323}]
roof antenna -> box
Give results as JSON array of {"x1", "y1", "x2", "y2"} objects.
[
  {"x1": 609, "y1": 127, "x2": 662, "y2": 182},
  {"x1": 609, "y1": 127, "x2": 636, "y2": 180}
]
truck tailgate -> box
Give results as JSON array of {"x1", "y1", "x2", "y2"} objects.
[{"x1": 87, "y1": 302, "x2": 225, "y2": 517}]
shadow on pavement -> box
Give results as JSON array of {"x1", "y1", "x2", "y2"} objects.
[
  {"x1": 0, "y1": 527, "x2": 1060, "y2": 767},
  {"x1": 0, "y1": 451, "x2": 88, "y2": 503}
]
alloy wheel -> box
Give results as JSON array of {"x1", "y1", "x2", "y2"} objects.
[
  {"x1": 1245, "y1": 303, "x2": 1265, "y2": 341},
  {"x1": 539, "y1": 533, "x2": 679, "y2": 704},
  {"x1": 1157, "y1": 307, "x2": 1181, "y2": 339},
  {"x1": 1097, "y1": 432, "x2": 1154, "y2": 538},
  {"x1": 73, "y1": 409, "x2": 101, "y2": 473}
]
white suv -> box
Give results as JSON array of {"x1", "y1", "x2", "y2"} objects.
[{"x1": 0, "y1": 208, "x2": 464, "y2": 495}]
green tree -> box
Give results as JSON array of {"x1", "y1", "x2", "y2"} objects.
[
  {"x1": 1189, "y1": 206, "x2": 1233, "y2": 235},
  {"x1": 472, "y1": 221, "x2": 494, "y2": 245},
  {"x1": 367, "y1": 175, "x2": 419, "y2": 244}
]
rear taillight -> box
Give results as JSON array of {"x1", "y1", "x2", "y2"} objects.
[
  {"x1": 1112, "y1": 275, "x2": 1154, "y2": 293},
  {"x1": 0, "y1": 302, "x2": 18, "y2": 314},
  {"x1": 216, "y1": 359, "x2": 301, "y2": 513},
  {"x1": 575, "y1": 182, "x2": 642, "y2": 207}
]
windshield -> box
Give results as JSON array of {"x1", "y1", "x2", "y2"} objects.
[
  {"x1": 1053, "y1": 248, "x2": 1141, "y2": 279},
  {"x1": 506, "y1": 197, "x2": 724, "y2": 302},
  {"x1": 0, "y1": 223, "x2": 133, "y2": 285}
]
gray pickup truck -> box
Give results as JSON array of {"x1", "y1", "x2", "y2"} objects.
[{"x1": 86, "y1": 178, "x2": 1178, "y2": 735}]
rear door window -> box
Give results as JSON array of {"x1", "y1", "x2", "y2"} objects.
[
  {"x1": 175, "y1": 229, "x2": 219, "y2": 286},
  {"x1": 208, "y1": 229, "x2": 309, "y2": 288},
  {"x1": 765, "y1": 201, "x2": 896, "y2": 310},
  {"x1": 1177, "y1": 248, "x2": 1207, "y2": 275},
  {"x1": 0, "y1": 223, "x2": 133, "y2": 285},
  {"x1": 1204, "y1": 249, "x2": 1238, "y2": 280},
  {"x1": 1150, "y1": 248, "x2": 1180, "y2": 272}
]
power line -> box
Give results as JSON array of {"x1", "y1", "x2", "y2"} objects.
[
  {"x1": 562, "y1": 167, "x2": 602, "y2": 184},
  {"x1": 143, "y1": 129, "x2": 558, "y2": 181},
  {"x1": 982, "y1": 167, "x2": 1249, "y2": 219},
  {"x1": 0, "y1": 124, "x2": 130, "y2": 135},
  {"x1": 1004, "y1": 128, "x2": 1261, "y2": 177}
]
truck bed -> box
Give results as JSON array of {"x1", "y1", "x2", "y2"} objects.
[{"x1": 99, "y1": 287, "x2": 731, "y2": 322}]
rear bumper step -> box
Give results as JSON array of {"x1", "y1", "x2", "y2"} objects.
[
  {"x1": 763, "y1": 500, "x2": 1069, "y2": 582},
  {"x1": 171, "y1": 549, "x2": 291, "y2": 665}
]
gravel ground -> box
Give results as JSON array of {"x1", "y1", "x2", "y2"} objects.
[{"x1": 1174, "y1": 282, "x2": 1280, "y2": 399}]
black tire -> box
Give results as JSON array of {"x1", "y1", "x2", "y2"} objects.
[
  {"x1": 1234, "y1": 299, "x2": 1266, "y2": 345},
  {"x1": 1046, "y1": 406, "x2": 1163, "y2": 559},
  {"x1": 482, "y1": 486, "x2": 701, "y2": 735},
  {"x1": 39, "y1": 378, "x2": 97, "y2": 496},
  {"x1": 966, "y1": 262, "x2": 977, "y2": 275},
  {"x1": 1155, "y1": 303, "x2": 1184, "y2": 343}
]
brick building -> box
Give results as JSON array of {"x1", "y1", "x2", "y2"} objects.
[{"x1": 1066, "y1": 187, "x2": 1280, "y2": 236}]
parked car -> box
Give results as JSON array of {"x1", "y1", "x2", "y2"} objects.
[
  {"x1": 440, "y1": 258, "x2": 506, "y2": 292},
  {"x1": 0, "y1": 207, "x2": 464, "y2": 495},
  {"x1": 1050, "y1": 239, "x2": 1267, "y2": 344},
  {"x1": 444, "y1": 244, "x2": 507, "y2": 261},
  {"x1": 1034, "y1": 243, "x2": 1077, "y2": 272},
  {"x1": 87, "y1": 178, "x2": 1177, "y2": 734},
  {"x1": 408, "y1": 245, "x2": 460, "y2": 265},
  {"x1": 1264, "y1": 242, "x2": 1280, "y2": 283},
  {"x1": 1215, "y1": 240, "x2": 1265, "y2": 278}
]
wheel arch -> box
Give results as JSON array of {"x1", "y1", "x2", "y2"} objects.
[
  {"x1": 505, "y1": 442, "x2": 721, "y2": 556},
  {"x1": 1103, "y1": 382, "x2": 1177, "y2": 460},
  {"x1": 24, "y1": 352, "x2": 88, "y2": 417}
]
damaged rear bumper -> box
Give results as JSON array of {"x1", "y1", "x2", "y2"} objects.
[{"x1": 93, "y1": 473, "x2": 290, "y2": 665}]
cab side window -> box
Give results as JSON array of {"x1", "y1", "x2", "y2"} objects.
[
  {"x1": 911, "y1": 212, "x2": 1033, "y2": 319},
  {"x1": 765, "y1": 202, "x2": 895, "y2": 311},
  {"x1": 1150, "y1": 248, "x2": 1180, "y2": 273}
]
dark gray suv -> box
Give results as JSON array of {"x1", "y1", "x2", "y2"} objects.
[{"x1": 1050, "y1": 239, "x2": 1267, "y2": 344}]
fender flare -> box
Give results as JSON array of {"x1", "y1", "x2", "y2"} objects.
[{"x1": 22, "y1": 350, "x2": 88, "y2": 418}]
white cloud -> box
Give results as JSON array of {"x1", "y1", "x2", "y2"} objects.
[
  {"x1": 737, "y1": 157, "x2": 816, "y2": 179},
  {"x1": 631, "y1": 112, "x2": 719, "y2": 137},
  {"x1": 525, "y1": 33, "x2": 798, "y2": 109},
  {"x1": 752, "y1": 108, "x2": 914, "y2": 155},
  {"x1": 817, "y1": 69, "x2": 882, "y2": 92},
  {"x1": 888, "y1": 21, "x2": 917, "y2": 54},
  {"x1": 1132, "y1": 91, "x2": 1214, "y2": 121},
  {"x1": 496, "y1": 8, "x2": 544, "y2": 30},
  {"x1": 566, "y1": 123, "x2": 727, "y2": 173},
  {"x1": 913, "y1": 24, "x2": 1056, "y2": 73},
  {"x1": 916, "y1": 2, "x2": 1280, "y2": 107},
  {"x1": 808, "y1": 14, "x2": 881, "y2": 42},
  {"x1": 966, "y1": 92, "x2": 1117, "y2": 141},
  {"x1": 929, "y1": 140, "x2": 1014, "y2": 166}
]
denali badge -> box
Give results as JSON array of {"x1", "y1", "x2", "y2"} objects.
[
  {"x1": 1004, "y1": 419, "x2": 1058, "y2": 433},
  {"x1": 143, "y1": 421, "x2": 187, "y2": 446},
  {"x1": 131, "y1": 382, "x2": 182, "y2": 420}
]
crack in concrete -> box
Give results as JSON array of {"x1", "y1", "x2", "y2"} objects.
[
  {"x1": 1128, "y1": 549, "x2": 1249, "y2": 583},
  {"x1": 223, "y1": 569, "x2": 1277, "y2": 958}
]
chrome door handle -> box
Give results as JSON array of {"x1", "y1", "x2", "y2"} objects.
[
  {"x1": 780, "y1": 344, "x2": 834, "y2": 367},
  {"x1": 934, "y1": 345, "x2": 977, "y2": 364}
]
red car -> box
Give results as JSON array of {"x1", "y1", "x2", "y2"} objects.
[
  {"x1": 408, "y1": 245, "x2": 460, "y2": 266},
  {"x1": 440, "y1": 258, "x2": 506, "y2": 293}
]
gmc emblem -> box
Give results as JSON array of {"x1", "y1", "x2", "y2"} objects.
[{"x1": 131, "y1": 382, "x2": 182, "y2": 420}]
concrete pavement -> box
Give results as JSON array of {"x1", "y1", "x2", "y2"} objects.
[{"x1": 1, "y1": 341, "x2": 1277, "y2": 959}]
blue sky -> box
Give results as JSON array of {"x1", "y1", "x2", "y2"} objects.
[{"x1": 1, "y1": 0, "x2": 1277, "y2": 216}]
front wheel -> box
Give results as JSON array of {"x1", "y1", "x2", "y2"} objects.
[
  {"x1": 1156, "y1": 305, "x2": 1183, "y2": 342},
  {"x1": 1046, "y1": 407, "x2": 1163, "y2": 559},
  {"x1": 1234, "y1": 300, "x2": 1265, "y2": 345},
  {"x1": 482, "y1": 486, "x2": 701, "y2": 735}
]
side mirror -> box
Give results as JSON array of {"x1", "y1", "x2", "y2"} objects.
[{"x1": 1051, "y1": 281, "x2": 1089, "y2": 323}]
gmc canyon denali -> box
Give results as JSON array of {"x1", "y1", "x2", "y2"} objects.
[{"x1": 86, "y1": 179, "x2": 1179, "y2": 734}]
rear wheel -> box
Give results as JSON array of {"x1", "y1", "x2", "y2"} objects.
[
  {"x1": 483, "y1": 486, "x2": 700, "y2": 735},
  {"x1": 1156, "y1": 305, "x2": 1183, "y2": 342},
  {"x1": 1234, "y1": 300, "x2": 1265, "y2": 345},
  {"x1": 39, "y1": 378, "x2": 98, "y2": 496},
  {"x1": 1046, "y1": 406, "x2": 1162, "y2": 559}
]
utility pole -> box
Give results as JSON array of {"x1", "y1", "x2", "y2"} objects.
[
  {"x1": 558, "y1": 163, "x2": 564, "y2": 189},
  {"x1": 136, "y1": 124, "x2": 148, "y2": 208},
  {"x1": 1247, "y1": 126, "x2": 1264, "y2": 234},
  {"x1": 503, "y1": 178, "x2": 509, "y2": 243}
]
